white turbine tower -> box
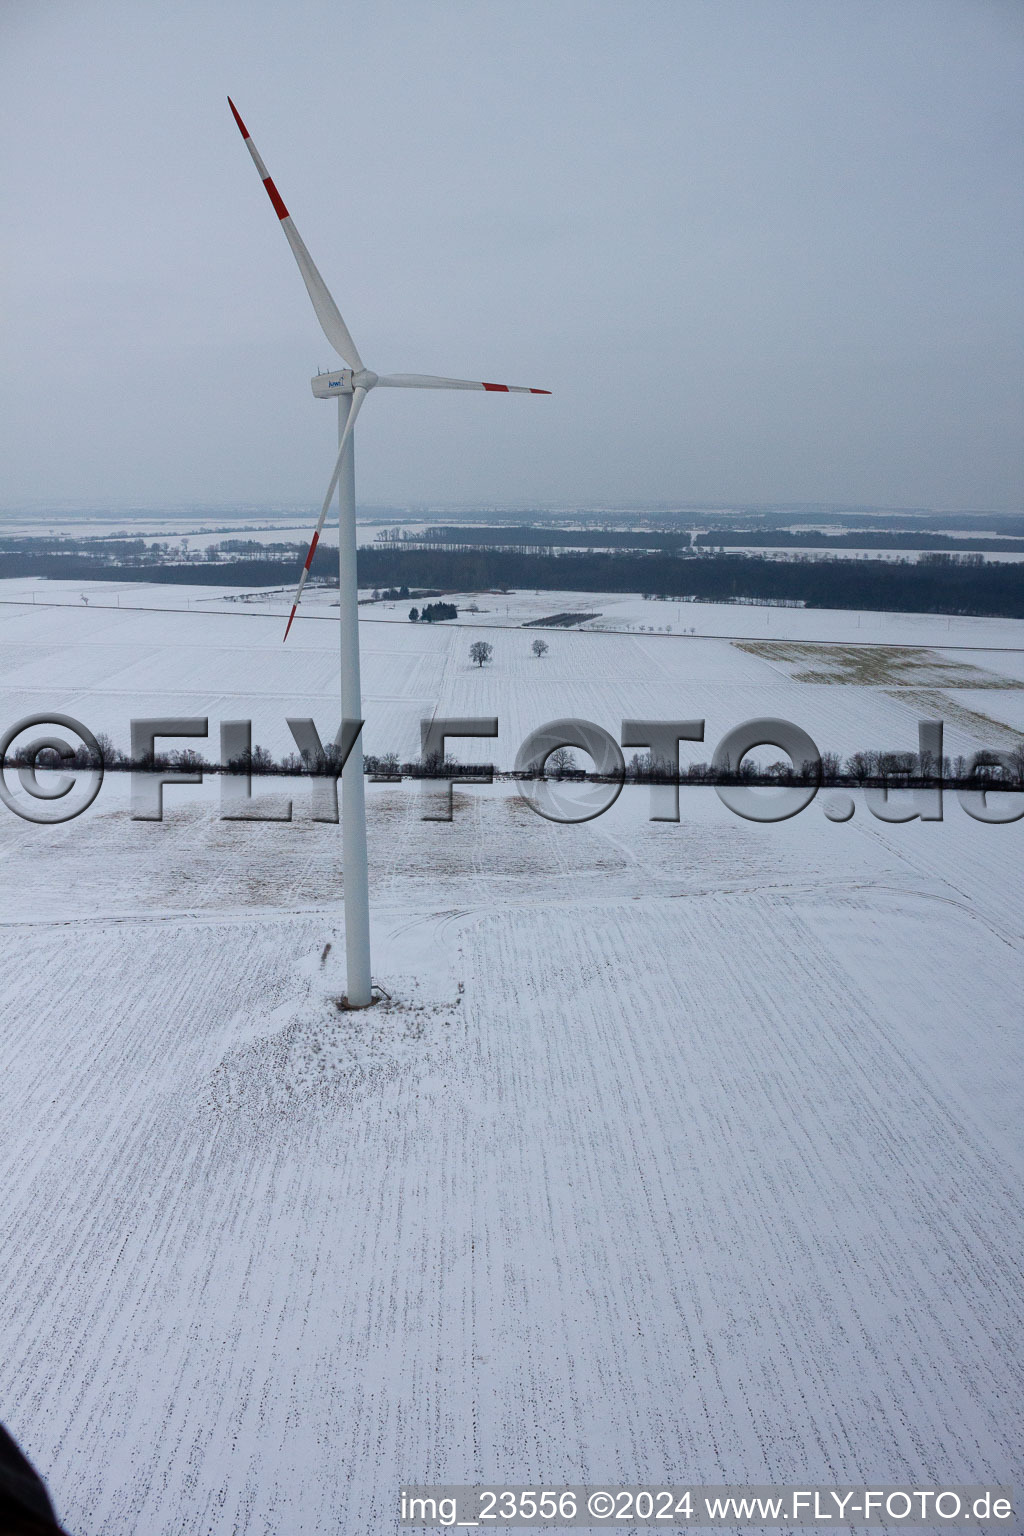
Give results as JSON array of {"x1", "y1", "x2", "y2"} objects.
[{"x1": 228, "y1": 99, "x2": 550, "y2": 1007}]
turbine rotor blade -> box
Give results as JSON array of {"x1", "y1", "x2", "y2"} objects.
[
  {"x1": 375, "y1": 373, "x2": 551, "y2": 394},
  {"x1": 228, "y1": 98, "x2": 364, "y2": 371},
  {"x1": 283, "y1": 387, "x2": 368, "y2": 641}
]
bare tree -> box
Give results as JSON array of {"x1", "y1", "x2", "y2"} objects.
[
  {"x1": 819, "y1": 751, "x2": 841, "y2": 784},
  {"x1": 531, "y1": 638, "x2": 549, "y2": 658},
  {"x1": 547, "y1": 747, "x2": 576, "y2": 779},
  {"x1": 469, "y1": 641, "x2": 493, "y2": 667}
]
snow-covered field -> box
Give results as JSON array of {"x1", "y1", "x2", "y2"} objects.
[
  {"x1": 0, "y1": 584, "x2": 1021, "y2": 1535},
  {"x1": 6, "y1": 576, "x2": 1024, "y2": 651}
]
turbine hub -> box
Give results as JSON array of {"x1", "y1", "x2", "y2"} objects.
[{"x1": 311, "y1": 368, "x2": 378, "y2": 398}]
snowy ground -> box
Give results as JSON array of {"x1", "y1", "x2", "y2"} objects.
[
  {"x1": 0, "y1": 585, "x2": 1021, "y2": 1535},
  {"x1": 5, "y1": 576, "x2": 1024, "y2": 653}
]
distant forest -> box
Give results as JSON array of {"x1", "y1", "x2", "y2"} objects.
[
  {"x1": 694, "y1": 530, "x2": 1024, "y2": 552},
  {"x1": 3, "y1": 543, "x2": 1023, "y2": 618},
  {"x1": 394, "y1": 525, "x2": 1024, "y2": 555},
  {"x1": 355, "y1": 549, "x2": 1024, "y2": 619},
  {"x1": 384, "y1": 525, "x2": 689, "y2": 553}
]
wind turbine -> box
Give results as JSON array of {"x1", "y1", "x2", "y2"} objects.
[{"x1": 228, "y1": 99, "x2": 550, "y2": 1007}]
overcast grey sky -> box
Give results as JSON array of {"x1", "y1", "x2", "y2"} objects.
[{"x1": 1, "y1": 0, "x2": 1021, "y2": 514}]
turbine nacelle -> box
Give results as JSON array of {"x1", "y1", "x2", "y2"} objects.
[{"x1": 311, "y1": 368, "x2": 378, "y2": 399}]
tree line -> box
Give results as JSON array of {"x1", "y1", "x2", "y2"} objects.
[
  {"x1": 355, "y1": 548, "x2": 1024, "y2": 619},
  {"x1": 3, "y1": 545, "x2": 1023, "y2": 618},
  {"x1": 9, "y1": 734, "x2": 1020, "y2": 791},
  {"x1": 409, "y1": 601, "x2": 458, "y2": 622},
  {"x1": 694, "y1": 530, "x2": 1024, "y2": 552},
  {"x1": 392, "y1": 525, "x2": 687, "y2": 553}
]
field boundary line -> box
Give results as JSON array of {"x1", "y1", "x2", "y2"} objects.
[{"x1": 1, "y1": 597, "x2": 1022, "y2": 653}]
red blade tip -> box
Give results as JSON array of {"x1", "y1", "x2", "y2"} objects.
[
  {"x1": 227, "y1": 97, "x2": 250, "y2": 139},
  {"x1": 283, "y1": 605, "x2": 297, "y2": 642}
]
